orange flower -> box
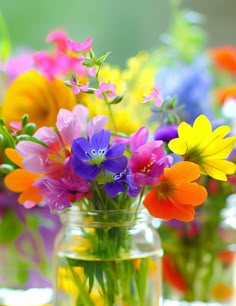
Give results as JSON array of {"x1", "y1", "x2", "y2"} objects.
[
  {"x1": 215, "y1": 85, "x2": 236, "y2": 104},
  {"x1": 4, "y1": 148, "x2": 43, "y2": 207},
  {"x1": 218, "y1": 250, "x2": 234, "y2": 264},
  {"x1": 209, "y1": 45, "x2": 236, "y2": 75},
  {"x1": 211, "y1": 283, "x2": 233, "y2": 301},
  {"x1": 162, "y1": 255, "x2": 187, "y2": 293},
  {"x1": 143, "y1": 161, "x2": 207, "y2": 222},
  {"x1": 1, "y1": 71, "x2": 76, "y2": 129}
]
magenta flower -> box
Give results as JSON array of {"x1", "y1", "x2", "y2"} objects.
[
  {"x1": 66, "y1": 37, "x2": 92, "y2": 53},
  {"x1": 143, "y1": 85, "x2": 163, "y2": 107},
  {"x1": 128, "y1": 141, "x2": 173, "y2": 186},
  {"x1": 95, "y1": 82, "x2": 117, "y2": 100},
  {"x1": 72, "y1": 129, "x2": 128, "y2": 180},
  {"x1": 129, "y1": 126, "x2": 149, "y2": 153},
  {"x1": 46, "y1": 30, "x2": 68, "y2": 52},
  {"x1": 36, "y1": 160, "x2": 91, "y2": 213}
]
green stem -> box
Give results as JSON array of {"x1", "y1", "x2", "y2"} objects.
[{"x1": 67, "y1": 259, "x2": 95, "y2": 306}]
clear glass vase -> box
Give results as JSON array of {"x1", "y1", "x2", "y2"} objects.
[
  {"x1": 53, "y1": 207, "x2": 162, "y2": 306},
  {"x1": 0, "y1": 186, "x2": 61, "y2": 306},
  {"x1": 159, "y1": 193, "x2": 236, "y2": 306}
]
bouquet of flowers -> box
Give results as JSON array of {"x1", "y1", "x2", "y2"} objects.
[{"x1": 0, "y1": 21, "x2": 236, "y2": 306}]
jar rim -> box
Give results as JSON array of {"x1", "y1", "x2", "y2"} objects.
[{"x1": 59, "y1": 206, "x2": 151, "y2": 227}]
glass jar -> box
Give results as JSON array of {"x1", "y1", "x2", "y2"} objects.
[
  {"x1": 159, "y1": 193, "x2": 236, "y2": 306},
  {"x1": 53, "y1": 207, "x2": 163, "y2": 306}
]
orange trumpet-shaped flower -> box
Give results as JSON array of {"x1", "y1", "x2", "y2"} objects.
[
  {"x1": 143, "y1": 161, "x2": 208, "y2": 222},
  {"x1": 4, "y1": 148, "x2": 43, "y2": 207}
]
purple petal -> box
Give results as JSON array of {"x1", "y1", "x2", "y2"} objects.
[
  {"x1": 72, "y1": 137, "x2": 91, "y2": 160},
  {"x1": 104, "y1": 181, "x2": 125, "y2": 198},
  {"x1": 103, "y1": 156, "x2": 128, "y2": 173},
  {"x1": 106, "y1": 143, "x2": 125, "y2": 159},
  {"x1": 72, "y1": 156, "x2": 100, "y2": 179},
  {"x1": 91, "y1": 129, "x2": 110, "y2": 150}
]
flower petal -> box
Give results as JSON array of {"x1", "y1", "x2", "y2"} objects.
[{"x1": 143, "y1": 188, "x2": 195, "y2": 222}]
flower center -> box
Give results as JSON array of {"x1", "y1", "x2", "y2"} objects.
[
  {"x1": 184, "y1": 146, "x2": 203, "y2": 164},
  {"x1": 140, "y1": 161, "x2": 155, "y2": 174},
  {"x1": 157, "y1": 180, "x2": 174, "y2": 199},
  {"x1": 87, "y1": 149, "x2": 106, "y2": 165}
]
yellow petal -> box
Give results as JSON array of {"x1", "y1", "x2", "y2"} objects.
[
  {"x1": 168, "y1": 138, "x2": 187, "y2": 155},
  {"x1": 193, "y1": 115, "x2": 212, "y2": 136},
  {"x1": 202, "y1": 160, "x2": 236, "y2": 181},
  {"x1": 204, "y1": 137, "x2": 236, "y2": 159}
]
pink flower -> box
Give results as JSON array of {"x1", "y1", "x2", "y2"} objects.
[
  {"x1": 95, "y1": 82, "x2": 117, "y2": 100},
  {"x1": 128, "y1": 141, "x2": 173, "y2": 186},
  {"x1": 4, "y1": 52, "x2": 34, "y2": 82},
  {"x1": 143, "y1": 85, "x2": 163, "y2": 107},
  {"x1": 46, "y1": 30, "x2": 68, "y2": 52},
  {"x1": 69, "y1": 74, "x2": 90, "y2": 95},
  {"x1": 129, "y1": 126, "x2": 149, "y2": 153},
  {"x1": 16, "y1": 107, "x2": 85, "y2": 174},
  {"x1": 66, "y1": 37, "x2": 93, "y2": 53}
]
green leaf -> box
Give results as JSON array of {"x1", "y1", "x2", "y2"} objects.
[
  {"x1": 108, "y1": 94, "x2": 124, "y2": 105},
  {"x1": 21, "y1": 114, "x2": 29, "y2": 127},
  {"x1": 96, "y1": 51, "x2": 111, "y2": 66}
]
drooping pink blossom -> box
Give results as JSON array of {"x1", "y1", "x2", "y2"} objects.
[
  {"x1": 95, "y1": 82, "x2": 117, "y2": 100},
  {"x1": 69, "y1": 74, "x2": 90, "y2": 95},
  {"x1": 143, "y1": 85, "x2": 163, "y2": 107}
]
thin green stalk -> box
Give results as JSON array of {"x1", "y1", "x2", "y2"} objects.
[{"x1": 67, "y1": 259, "x2": 95, "y2": 306}]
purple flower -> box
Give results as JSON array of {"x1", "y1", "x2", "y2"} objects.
[
  {"x1": 154, "y1": 124, "x2": 178, "y2": 143},
  {"x1": 104, "y1": 168, "x2": 141, "y2": 198},
  {"x1": 72, "y1": 129, "x2": 128, "y2": 180}
]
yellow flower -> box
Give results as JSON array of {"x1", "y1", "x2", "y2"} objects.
[
  {"x1": 168, "y1": 115, "x2": 236, "y2": 181},
  {"x1": 1, "y1": 71, "x2": 76, "y2": 128}
]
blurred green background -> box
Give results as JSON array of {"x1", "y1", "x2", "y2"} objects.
[{"x1": 0, "y1": 0, "x2": 235, "y2": 67}]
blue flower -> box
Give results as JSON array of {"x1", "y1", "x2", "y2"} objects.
[
  {"x1": 71, "y1": 129, "x2": 128, "y2": 180},
  {"x1": 155, "y1": 55, "x2": 215, "y2": 124},
  {"x1": 104, "y1": 168, "x2": 141, "y2": 198}
]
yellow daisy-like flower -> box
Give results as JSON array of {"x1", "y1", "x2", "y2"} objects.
[
  {"x1": 1, "y1": 70, "x2": 76, "y2": 128},
  {"x1": 168, "y1": 115, "x2": 236, "y2": 181}
]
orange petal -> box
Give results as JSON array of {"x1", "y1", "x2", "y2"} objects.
[
  {"x1": 18, "y1": 186, "x2": 43, "y2": 205},
  {"x1": 143, "y1": 188, "x2": 195, "y2": 221},
  {"x1": 173, "y1": 183, "x2": 208, "y2": 206},
  {"x1": 4, "y1": 148, "x2": 23, "y2": 167},
  {"x1": 4, "y1": 169, "x2": 39, "y2": 192},
  {"x1": 164, "y1": 161, "x2": 201, "y2": 183}
]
